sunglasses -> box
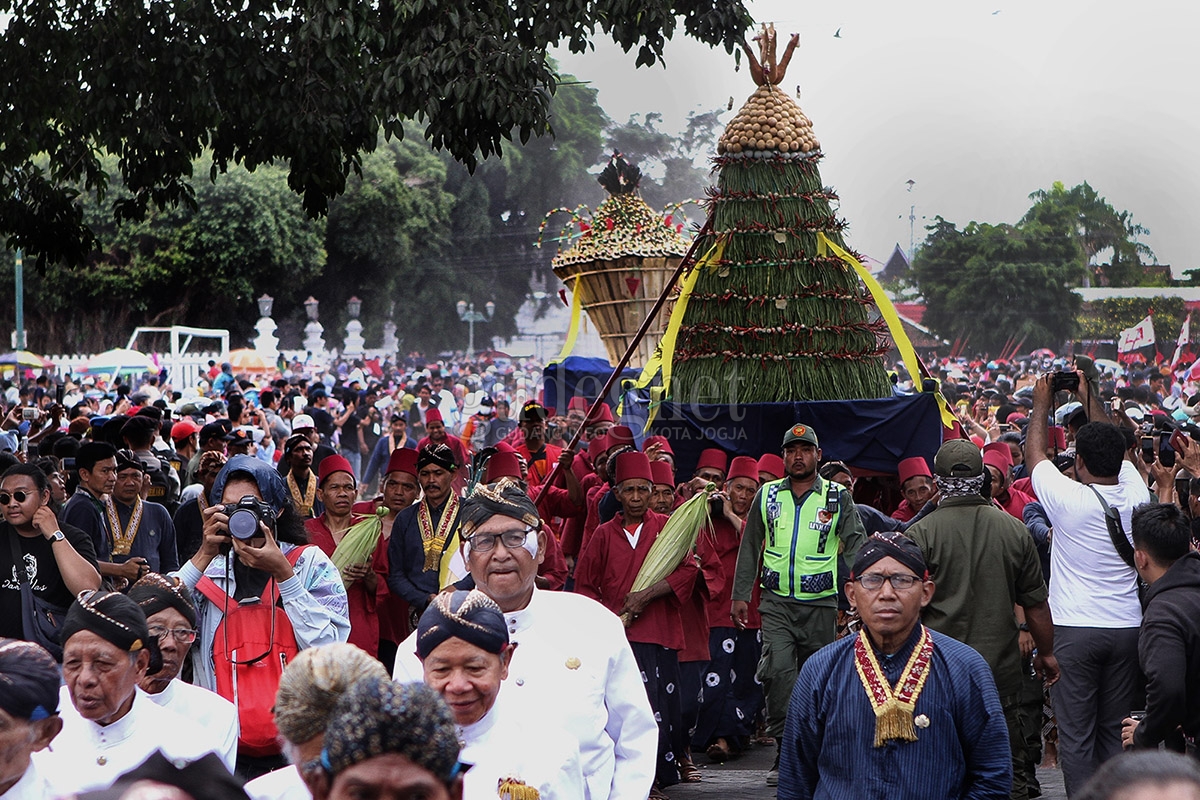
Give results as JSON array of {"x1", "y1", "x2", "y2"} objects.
[{"x1": 0, "y1": 491, "x2": 33, "y2": 504}]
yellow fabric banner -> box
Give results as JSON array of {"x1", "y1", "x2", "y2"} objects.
[
  {"x1": 817, "y1": 233, "x2": 956, "y2": 429},
  {"x1": 625, "y1": 235, "x2": 728, "y2": 426},
  {"x1": 550, "y1": 276, "x2": 584, "y2": 364}
]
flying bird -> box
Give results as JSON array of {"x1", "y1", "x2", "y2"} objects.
[
  {"x1": 992, "y1": 9, "x2": 1001, "y2": 14},
  {"x1": 834, "y1": 27, "x2": 842, "y2": 38}
]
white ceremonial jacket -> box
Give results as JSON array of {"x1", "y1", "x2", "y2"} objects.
[
  {"x1": 145, "y1": 678, "x2": 239, "y2": 772},
  {"x1": 459, "y1": 689, "x2": 584, "y2": 800},
  {"x1": 35, "y1": 686, "x2": 225, "y2": 794},
  {"x1": 395, "y1": 588, "x2": 657, "y2": 800}
]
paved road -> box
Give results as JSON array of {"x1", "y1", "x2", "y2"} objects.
[{"x1": 666, "y1": 741, "x2": 1067, "y2": 799}]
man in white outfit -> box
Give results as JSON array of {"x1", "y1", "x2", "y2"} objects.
[
  {"x1": 0, "y1": 639, "x2": 62, "y2": 800},
  {"x1": 34, "y1": 590, "x2": 227, "y2": 793},
  {"x1": 129, "y1": 572, "x2": 238, "y2": 771},
  {"x1": 394, "y1": 478, "x2": 658, "y2": 800}
]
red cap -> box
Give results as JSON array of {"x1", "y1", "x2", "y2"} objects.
[
  {"x1": 485, "y1": 451, "x2": 523, "y2": 482},
  {"x1": 614, "y1": 451, "x2": 653, "y2": 484},
  {"x1": 607, "y1": 425, "x2": 635, "y2": 451},
  {"x1": 318, "y1": 455, "x2": 355, "y2": 486},
  {"x1": 982, "y1": 442, "x2": 1013, "y2": 472},
  {"x1": 1048, "y1": 426, "x2": 1066, "y2": 451},
  {"x1": 424, "y1": 408, "x2": 443, "y2": 425},
  {"x1": 757, "y1": 454, "x2": 785, "y2": 480},
  {"x1": 589, "y1": 434, "x2": 610, "y2": 459},
  {"x1": 897, "y1": 456, "x2": 932, "y2": 487},
  {"x1": 969, "y1": 434, "x2": 985, "y2": 449},
  {"x1": 642, "y1": 434, "x2": 674, "y2": 456},
  {"x1": 494, "y1": 441, "x2": 518, "y2": 454},
  {"x1": 385, "y1": 448, "x2": 418, "y2": 478},
  {"x1": 650, "y1": 460, "x2": 675, "y2": 487},
  {"x1": 587, "y1": 403, "x2": 615, "y2": 424},
  {"x1": 696, "y1": 448, "x2": 728, "y2": 475},
  {"x1": 568, "y1": 397, "x2": 589, "y2": 412},
  {"x1": 727, "y1": 456, "x2": 759, "y2": 484},
  {"x1": 170, "y1": 420, "x2": 200, "y2": 442}
]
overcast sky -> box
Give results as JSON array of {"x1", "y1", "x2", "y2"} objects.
[{"x1": 554, "y1": 0, "x2": 1199, "y2": 274}]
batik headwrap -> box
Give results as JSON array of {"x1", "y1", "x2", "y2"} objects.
[
  {"x1": 416, "y1": 589, "x2": 509, "y2": 660},
  {"x1": 321, "y1": 677, "x2": 462, "y2": 782},
  {"x1": 59, "y1": 590, "x2": 163, "y2": 675},
  {"x1": 849, "y1": 531, "x2": 929, "y2": 581},
  {"x1": 128, "y1": 573, "x2": 197, "y2": 628},
  {"x1": 460, "y1": 478, "x2": 541, "y2": 538},
  {"x1": 418, "y1": 443, "x2": 457, "y2": 472},
  {"x1": 0, "y1": 638, "x2": 60, "y2": 721}
]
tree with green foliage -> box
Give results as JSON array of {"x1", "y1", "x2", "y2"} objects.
[
  {"x1": 605, "y1": 110, "x2": 723, "y2": 213},
  {"x1": 0, "y1": 164, "x2": 325, "y2": 352},
  {"x1": 1022, "y1": 181, "x2": 1155, "y2": 288},
  {"x1": 911, "y1": 216, "x2": 1082, "y2": 353},
  {"x1": 0, "y1": 0, "x2": 750, "y2": 269}
]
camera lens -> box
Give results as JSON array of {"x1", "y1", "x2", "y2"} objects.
[{"x1": 227, "y1": 508, "x2": 259, "y2": 540}]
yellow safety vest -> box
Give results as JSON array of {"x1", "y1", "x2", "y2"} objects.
[{"x1": 759, "y1": 477, "x2": 845, "y2": 600}]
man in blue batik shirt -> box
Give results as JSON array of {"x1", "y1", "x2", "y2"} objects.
[{"x1": 779, "y1": 532, "x2": 1011, "y2": 800}]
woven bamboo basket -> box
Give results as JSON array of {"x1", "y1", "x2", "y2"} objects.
[{"x1": 552, "y1": 255, "x2": 681, "y2": 369}]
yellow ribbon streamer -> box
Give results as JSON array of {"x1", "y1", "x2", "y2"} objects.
[
  {"x1": 624, "y1": 235, "x2": 729, "y2": 426},
  {"x1": 817, "y1": 233, "x2": 956, "y2": 429},
  {"x1": 550, "y1": 275, "x2": 584, "y2": 364}
]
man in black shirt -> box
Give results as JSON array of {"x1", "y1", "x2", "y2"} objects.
[{"x1": 0, "y1": 463, "x2": 100, "y2": 644}]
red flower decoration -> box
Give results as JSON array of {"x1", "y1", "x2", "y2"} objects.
[
  {"x1": 579, "y1": 221, "x2": 591, "y2": 232},
  {"x1": 605, "y1": 218, "x2": 615, "y2": 231}
]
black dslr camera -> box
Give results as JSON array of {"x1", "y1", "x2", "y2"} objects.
[
  {"x1": 224, "y1": 495, "x2": 277, "y2": 540},
  {"x1": 1050, "y1": 371, "x2": 1080, "y2": 392}
]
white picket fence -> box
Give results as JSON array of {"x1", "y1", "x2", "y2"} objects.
[{"x1": 47, "y1": 353, "x2": 222, "y2": 389}]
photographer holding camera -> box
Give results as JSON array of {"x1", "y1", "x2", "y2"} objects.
[
  {"x1": 1028, "y1": 362, "x2": 1152, "y2": 795},
  {"x1": 172, "y1": 455, "x2": 349, "y2": 776}
]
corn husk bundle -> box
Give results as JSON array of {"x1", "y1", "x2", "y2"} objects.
[
  {"x1": 668, "y1": 25, "x2": 892, "y2": 403},
  {"x1": 546, "y1": 154, "x2": 691, "y2": 368},
  {"x1": 330, "y1": 507, "x2": 389, "y2": 584},
  {"x1": 620, "y1": 482, "x2": 716, "y2": 626}
]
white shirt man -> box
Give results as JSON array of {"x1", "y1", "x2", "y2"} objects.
[
  {"x1": 129, "y1": 573, "x2": 239, "y2": 771},
  {"x1": 36, "y1": 590, "x2": 227, "y2": 794},
  {"x1": 395, "y1": 480, "x2": 657, "y2": 800}
]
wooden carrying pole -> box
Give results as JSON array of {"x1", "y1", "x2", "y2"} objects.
[{"x1": 533, "y1": 218, "x2": 714, "y2": 505}]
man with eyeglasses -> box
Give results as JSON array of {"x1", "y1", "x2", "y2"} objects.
[
  {"x1": 34, "y1": 590, "x2": 227, "y2": 793},
  {"x1": 906, "y1": 438, "x2": 1058, "y2": 800},
  {"x1": 128, "y1": 573, "x2": 237, "y2": 771},
  {"x1": 731, "y1": 423, "x2": 867, "y2": 787},
  {"x1": 392, "y1": 478, "x2": 657, "y2": 800},
  {"x1": 778, "y1": 532, "x2": 1011, "y2": 800}
]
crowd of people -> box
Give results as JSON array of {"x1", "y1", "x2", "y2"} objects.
[{"x1": 0, "y1": 350, "x2": 1199, "y2": 799}]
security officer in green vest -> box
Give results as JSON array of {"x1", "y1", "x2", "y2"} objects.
[{"x1": 731, "y1": 422, "x2": 866, "y2": 787}]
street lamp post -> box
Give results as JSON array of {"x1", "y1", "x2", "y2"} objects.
[
  {"x1": 343, "y1": 296, "x2": 365, "y2": 358},
  {"x1": 456, "y1": 300, "x2": 495, "y2": 359},
  {"x1": 253, "y1": 293, "x2": 278, "y2": 360}
]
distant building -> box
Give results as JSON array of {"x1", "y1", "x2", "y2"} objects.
[{"x1": 880, "y1": 244, "x2": 911, "y2": 283}]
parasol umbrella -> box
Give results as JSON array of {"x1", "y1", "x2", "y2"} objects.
[
  {"x1": 228, "y1": 348, "x2": 270, "y2": 373},
  {"x1": 0, "y1": 350, "x2": 54, "y2": 369},
  {"x1": 80, "y1": 348, "x2": 157, "y2": 376}
]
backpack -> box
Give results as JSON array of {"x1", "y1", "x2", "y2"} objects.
[{"x1": 196, "y1": 546, "x2": 308, "y2": 757}]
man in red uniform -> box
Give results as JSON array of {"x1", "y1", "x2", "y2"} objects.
[
  {"x1": 371, "y1": 447, "x2": 422, "y2": 670},
  {"x1": 304, "y1": 455, "x2": 387, "y2": 657},
  {"x1": 575, "y1": 451, "x2": 699, "y2": 797},
  {"x1": 892, "y1": 456, "x2": 937, "y2": 522},
  {"x1": 757, "y1": 454, "x2": 784, "y2": 484},
  {"x1": 984, "y1": 442, "x2": 1034, "y2": 520},
  {"x1": 694, "y1": 456, "x2": 765, "y2": 762},
  {"x1": 561, "y1": 434, "x2": 608, "y2": 564}
]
